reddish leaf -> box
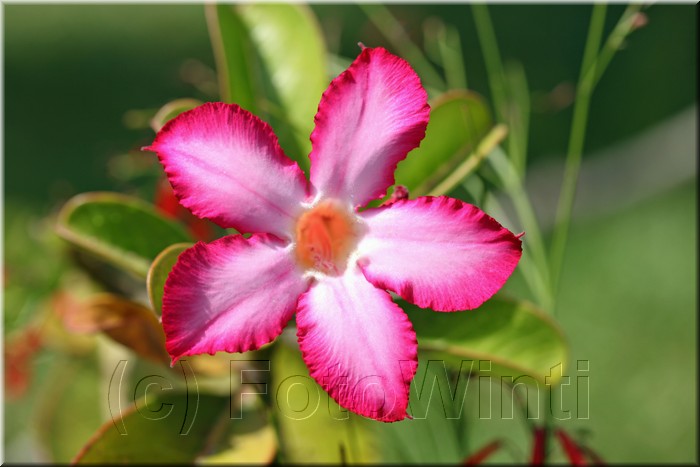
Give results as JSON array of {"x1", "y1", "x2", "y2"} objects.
[{"x1": 59, "y1": 293, "x2": 169, "y2": 365}]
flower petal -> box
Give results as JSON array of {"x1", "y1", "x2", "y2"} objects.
[
  {"x1": 357, "y1": 196, "x2": 522, "y2": 311},
  {"x1": 145, "y1": 102, "x2": 308, "y2": 239},
  {"x1": 162, "y1": 234, "x2": 309, "y2": 362},
  {"x1": 309, "y1": 47, "x2": 430, "y2": 207},
  {"x1": 296, "y1": 265, "x2": 418, "y2": 422}
]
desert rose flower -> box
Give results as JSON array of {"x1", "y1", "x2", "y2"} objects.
[{"x1": 144, "y1": 46, "x2": 522, "y2": 422}]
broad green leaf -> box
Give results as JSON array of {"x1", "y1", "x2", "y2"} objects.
[
  {"x1": 147, "y1": 243, "x2": 192, "y2": 316},
  {"x1": 62, "y1": 293, "x2": 169, "y2": 365},
  {"x1": 56, "y1": 192, "x2": 191, "y2": 278},
  {"x1": 237, "y1": 3, "x2": 327, "y2": 172},
  {"x1": 272, "y1": 341, "x2": 379, "y2": 463},
  {"x1": 206, "y1": 4, "x2": 327, "y2": 172},
  {"x1": 406, "y1": 296, "x2": 568, "y2": 384},
  {"x1": 150, "y1": 98, "x2": 203, "y2": 132},
  {"x1": 37, "y1": 355, "x2": 103, "y2": 463},
  {"x1": 393, "y1": 90, "x2": 492, "y2": 197},
  {"x1": 73, "y1": 393, "x2": 229, "y2": 463},
  {"x1": 205, "y1": 4, "x2": 258, "y2": 113}
]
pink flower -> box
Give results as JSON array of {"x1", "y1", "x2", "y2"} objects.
[{"x1": 144, "y1": 47, "x2": 522, "y2": 422}]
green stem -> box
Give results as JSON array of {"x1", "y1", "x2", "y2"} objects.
[
  {"x1": 550, "y1": 5, "x2": 642, "y2": 300},
  {"x1": 471, "y1": 4, "x2": 507, "y2": 122},
  {"x1": 359, "y1": 4, "x2": 446, "y2": 91},
  {"x1": 549, "y1": 5, "x2": 607, "y2": 300},
  {"x1": 461, "y1": 180, "x2": 550, "y2": 309},
  {"x1": 473, "y1": 5, "x2": 529, "y2": 180},
  {"x1": 472, "y1": 5, "x2": 549, "y2": 310},
  {"x1": 489, "y1": 148, "x2": 553, "y2": 312},
  {"x1": 519, "y1": 249, "x2": 554, "y2": 313},
  {"x1": 591, "y1": 4, "x2": 644, "y2": 88},
  {"x1": 429, "y1": 124, "x2": 508, "y2": 197},
  {"x1": 504, "y1": 62, "x2": 531, "y2": 177},
  {"x1": 437, "y1": 23, "x2": 468, "y2": 90}
]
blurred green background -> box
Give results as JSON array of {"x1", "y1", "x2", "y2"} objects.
[{"x1": 3, "y1": 4, "x2": 696, "y2": 463}]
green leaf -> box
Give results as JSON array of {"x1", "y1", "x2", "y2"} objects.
[
  {"x1": 237, "y1": 3, "x2": 327, "y2": 172},
  {"x1": 206, "y1": 4, "x2": 327, "y2": 172},
  {"x1": 73, "y1": 393, "x2": 229, "y2": 463},
  {"x1": 150, "y1": 98, "x2": 203, "y2": 132},
  {"x1": 37, "y1": 355, "x2": 103, "y2": 463},
  {"x1": 272, "y1": 341, "x2": 379, "y2": 463},
  {"x1": 369, "y1": 356, "x2": 469, "y2": 463},
  {"x1": 147, "y1": 243, "x2": 192, "y2": 316},
  {"x1": 205, "y1": 4, "x2": 258, "y2": 113},
  {"x1": 406, "y1": 296, "x2": 568, "y2": 384},
  {"x1": 56, "y1": 192, "x2": 191, "y2": 278},
  {"x1": 429, "y1": 124, "x2": 508, "y2": 197},
  {"x1": 393, "y1": 90, "x2": 492, "y2": 197},
  {"x1": 198, "y1": 400, "x2": 277, "y2": 464}
]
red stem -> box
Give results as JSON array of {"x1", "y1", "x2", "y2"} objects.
[
  {"x1": 463, "y1": 440, "x2": 502, "y2": 465},
  {"x1": 556, "y1": 429, "x2": 586, "y2": 466},
  {"x1": 531, "y1": 426, "x2": 547, "y2": 465}
]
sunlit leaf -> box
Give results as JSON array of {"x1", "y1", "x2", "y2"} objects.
[
  {"x1": 73, "y1": 393, "x2": 229, "y2": 463},
  {"x1": 150, "y1": 98, "x2": 203, "y2": 132},
  {"x1": 393, "y1": 90, "x2": 492, "y2": 197},
  {"x1": 406, "y1": 296, "x2": 568, "y2": 384},
  {"x1": 205, "y1": 4, "x2": 258, "y2": 112},
  {"x1": 206, "y1": 4, "x2": 327, "y2": 172},
  {"x1": 147, "y1": 243, "x2": 192, "y2": 316},
  {"x1": 237, "y1": 3, "x2": 327, "y2": 172},
  {"x1": 56, "y1": 192, "x2": 191, "y2": 278},
  {"x1": 61, "y1": 293, "x2": 169, "y2": 365},
  {"x1": 272, "y1": 339, "x2": 379, "y2": 463}
]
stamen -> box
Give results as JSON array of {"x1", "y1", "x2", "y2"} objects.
[{"x1": 295, "y1": 199, "x2": 359, "y2": 275}]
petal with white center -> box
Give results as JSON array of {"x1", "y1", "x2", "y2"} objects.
[
  {"x1": 309, "y1": 47, "x2": 430, "y2": 207},
  {"x1": 145, "y1": 102, "x2": 308, "y2": 239},
  {"x1": 296, "y1": 265, "x2": 418, "y2": 422},
  {"x1": 357, "y1": 196, "x2": 522, "y2": 311},
  {"x1": 162, "y1": 234, "x2": 310, "y2": 362}
]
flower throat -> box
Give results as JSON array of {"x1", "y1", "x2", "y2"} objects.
[{"x1": 295, "y1": 199, "x2": 358, "y2": 275}]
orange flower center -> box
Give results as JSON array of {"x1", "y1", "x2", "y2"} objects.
[{"x1": 294, "y1": 199, "x2": 359, "y2": 276}]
